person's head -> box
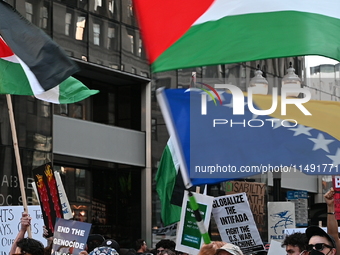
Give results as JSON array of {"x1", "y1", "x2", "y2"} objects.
[
  {"x1": 89, "y1": 247, "x2": 119, "y2": 255},
  {"x1": 282, "y1": 232, "x2": 308, "y2": 255},
  {"x1": 87, "y1": 234, "x2": 106, "y2": 253},
  {"x1": 160, "y1": 249, "x2": 176, "y2": 255},
  {"x1": 155, "y1": 240, "x2": 176, "y2": 255},
  {"x1": 136, "y1": 239, "x2": 147, "y2": 252},
  {"x1": 215, "y1": 243, "x2": 243, "y2": 255},
  {"x1": 198, "y1": 241, "x2": 227, "y2": 255},
  {"x1": 15, "y1": 238, "x2": 44, "y2": 255},
  {"x1": 306, "y1": 226, "x2": 336, "y2": 255},
  {"x1": 102, "y1": 239, "x2": 120, "y2": 254}
]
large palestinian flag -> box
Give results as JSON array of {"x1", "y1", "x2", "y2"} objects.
[
  {"x1": 134, "y1": 0, "x2": 340, "y2": 72},
  {"x1": 0, "y1": 1, "x2": 98, "y2": 103}
]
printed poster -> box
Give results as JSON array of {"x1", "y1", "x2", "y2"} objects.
[
  {"x1": 33, "y1": 163, "x2": 64, "y2": 237},
  {"x1": 0, "y1": 205, "x2": 45, "y2": 254},
  {"x1": 212, "y1": 192, "x2": 264, "y2": 254},
  {"x1": 52, "y1": 218, "x2": 92, "y2": 255},
  {"x1": 268, "y1": 202, "x2": 295, "y2": 242},
  {"x1": 175, "y1": 191, "x2": 214, "y2": 255}
]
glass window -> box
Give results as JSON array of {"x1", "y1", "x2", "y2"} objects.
[
  {"x1": 127, "y1": 0, "x2": 133, "y2": 17},
  {"x1": 25, "y1": 2, "x2": 33, "y2": 22},
  {"x1": 65, "y1": 13, "x2": 72, "y2": 36},
  {"x1": 76, "y1": 16, "x2": 86, "y2": 41},
  {"x1": 94, "y1": 0, "x2": 102, "y2": 11},
  {"x1": 39, "y1": 7, "x2": 48, "y2": 29},
  {"x1": 107, "y1": 27, "x2": 115, "y2": 50},
  {"x1": 93, "y1": 23, "x2": 100, "y2": 46},
  {"x1": 109, "y1": 0, "x2": 115, "y2": 14},
  {"x1": 128, "y1": 35, "x2": 134, "y2": 53}
]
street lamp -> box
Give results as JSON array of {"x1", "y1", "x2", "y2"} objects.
[
  {"x1": 282, "y1": 62, "x2": 301, "y2": 97},
  {"x1": 249, "y1": 65, "x2": 269, "y2": 95}
]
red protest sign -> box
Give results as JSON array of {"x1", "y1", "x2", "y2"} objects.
[{"x1": 332, "y1": 176, "x2": 340, "y2": 220}]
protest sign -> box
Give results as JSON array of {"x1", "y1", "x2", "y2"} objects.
[
  {"x1": 152, "y1": 223, "x2": 177, "y2": 248},
  {"x1": 267, "y1": 240, "x2": 286, "y2": 255},
  {"x1": 175, "y1": 191, "x2": 214, "y2": 255},
  {"x1": 268, "y1": 202, "x2": 295, "y2": 242},
  {"x1": 0, "y1": 205, "x2": 45, "y2": 255},
  {"x1": 212, "y1": 192, "x2": 264, "y2": 254},
  {"x1": 332, "y1": 176, "x2": 340, "y2": 220},
  {"x1": 53, "y1": 218, "x2": 91, "y2": 255},
  {"x1": 33, "y1": 163, "x2": 64, "y2": 237},
  {"x1": 31, "y1": 171, "x2": 72, "y2": 220},
  {"x1": 286, "y1": 191, "x2": 308, "y2": 227},
  {"x1": 54, "y1": 172, "x2": 73, "y2": 220},
  {"x1": 225, "y1": 181, "x2": 266, "y2": 231}
]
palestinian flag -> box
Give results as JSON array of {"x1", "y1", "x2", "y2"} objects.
[
  {"x1": 134, "y1": 0, "x2": 340, "y2": 72},
  {"x1": 156, "y1": 138, "x2": 182, "y2": 226},
  {"x1": 156, "y1": 137, "x2": 200, "y2": 226},
  {"x1": 0, "y1": 37, "x2": 98, "y2": 104},
  {"x1": 0, "y1": 1, "x2": 98, "y2": 103}
]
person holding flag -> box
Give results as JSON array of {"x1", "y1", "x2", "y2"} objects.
[{"x1": 10, "y1": 212, "x2": 45, "y2": 255}]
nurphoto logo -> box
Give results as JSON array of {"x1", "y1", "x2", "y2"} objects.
[{"x1": 200, "y1": 84, "x2": 312, "y2": 116}]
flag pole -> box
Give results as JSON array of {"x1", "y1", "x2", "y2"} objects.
[
  {"x1": 6, "y1": 94, "x2": 32, "y2": 238},
  {"x1": 187, "y1": 190, "x2": 211, "y2": 244}
]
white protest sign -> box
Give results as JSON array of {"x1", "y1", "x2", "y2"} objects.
[
  {"x1": 0, "y1": 205, "x2": 46, "y2": 255},
  {"x1": 267, "y1": 239, "x2": 286, "y2": 255},
  {"x1": 212, "y1": 192, "x2": 264, "y2": 254},
  {"x1": 54, "y1": 171, "x2": 73, "y2": 220},
  {"x1": 268, "y1": 202, "x2": 295, "y2": 242},
  {"x1": 175, "y1": 191, "x2": 214, "y2": 255}
]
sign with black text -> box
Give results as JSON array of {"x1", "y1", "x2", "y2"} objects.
[
  {"x1": 212, "y1": 192, "x2": 264, "y2": 254},
  {"x1": 0, "y1": 206, "x2": 45, "y2": 255},
  {"x1": 52, "y1": 218, "x2": 91, "y2": 255}
]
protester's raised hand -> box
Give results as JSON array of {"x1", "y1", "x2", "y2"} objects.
[
  {"x1": 20, "y1": 212, "x2": 31, "y2": 232},
  {"x1": 324, "y1": 187, "x2": 335, "y2": 206}
]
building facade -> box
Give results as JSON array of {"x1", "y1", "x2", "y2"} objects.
[{"x1": 1, "y1": 0, "x2": 151, "y2": 248}]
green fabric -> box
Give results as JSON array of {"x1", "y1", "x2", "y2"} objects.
[
  {"x1": 152, "y1": 11, "x2": 340, "y2": 72},
  {"x1": 156, "y1": 145, "x2": 182, "y2": 226}
]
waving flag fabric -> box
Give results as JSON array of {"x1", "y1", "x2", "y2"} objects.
[
  {"x1": 157, "y1": 88, "x2": 340, "y2": 187},
  {"x1": 0, "y1": 1, "x2": 98, "y2": 103},
  {"x1": 134, "y1": 0, "x2": 340, "y2": 72},
  {"x1": 156, "y1": 138, "x2": 182, "y2": 226}
]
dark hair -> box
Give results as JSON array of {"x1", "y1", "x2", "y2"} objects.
[
  {"x1": 160, "y1": 249, "x2": 176, "y2": 255},
  {"x1": 282, "y1": 233, "x2": 308, "y2": 252},
  {"x1": 16, "y1": 238, "x2": 44, "y2": 255},
  {"x1": 155, "y1": 240, "x2": 176, "y2": 251},
  {"x1": 135, "y1": 239, "x2": 146, "y2": 250}
]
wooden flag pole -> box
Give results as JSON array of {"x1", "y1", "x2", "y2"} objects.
[{"x1": 6, "y1": 94, "x2": 32, "y2": 238}]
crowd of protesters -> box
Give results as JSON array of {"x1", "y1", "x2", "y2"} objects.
[{"x1": 8, "y1": 188, "x2": 340, "y2": 255}]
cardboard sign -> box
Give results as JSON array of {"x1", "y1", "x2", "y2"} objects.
[
  {"x1": 52, "y1": 218, "x2": 92, "y2": 255},
  {"x1": 175, "y1": 191, "x2": 214, "y2": 255},
  {"x1": 212, "y1": 193, "x2": 264, "y2": 254},
  {"x1": 332, "y1": 176, "x2": 340, "y2": 220},
  {"x1": 33, "y1": 163, "x2": 64, "y2": 237},
  {"x1": 268, "y1": 202, "x2": 295, "y2": 242},
  {"x1": 0, "y1": 206, "x2": 45, "y2": 255},
  {"x1": 226, "y1": 181, "x2": 266, "y2": 232}
]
